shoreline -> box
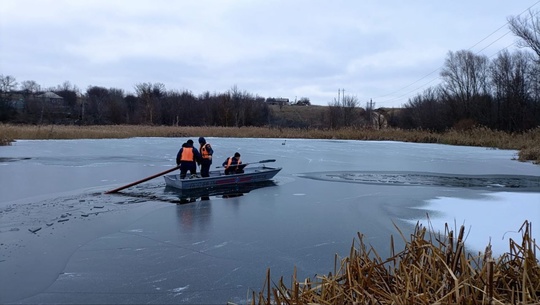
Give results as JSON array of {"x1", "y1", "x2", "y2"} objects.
[{"x1": 1, "y1": 124, "x2": 539, "y2": 163}]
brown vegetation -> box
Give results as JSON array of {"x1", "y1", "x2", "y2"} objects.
[
  {"x1": 1, "y1": 123, "x2": 539, "y2": 164},
  {"x1": 250, "y1": 221, "x2": 539, "y2": 305},
  {"x1": 0, "y1": 137, "x2": 12, "y2": 146}
]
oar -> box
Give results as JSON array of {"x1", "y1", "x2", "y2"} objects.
[
  {"x1": 105, "y1": 165, "x2": 180, "y2": 194},
  {"x1": 215, "y1": 159, "x2": 276, "y2": 168}
]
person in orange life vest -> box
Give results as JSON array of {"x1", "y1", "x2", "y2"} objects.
[
  {"x1": 176, "y1": 139, "x2": 202, "y2": 179},
  {"x1": 222, "y1": 152, "x2": 243, "y2": 175},
  {"x1": 198, "y1": 137, "x2": 213, "y2": 177}
]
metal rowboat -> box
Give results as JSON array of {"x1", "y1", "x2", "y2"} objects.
[{"x1": 163, "y1": 165, "x2": 282, "y2": 190}]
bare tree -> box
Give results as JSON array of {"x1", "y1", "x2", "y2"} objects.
[
  {"x1": 134, "y1": 82, "x2": 165, "y2": 124},
  {"x1": 403, "y1": 87, "x2": 448, "y2": 131},
  {"x1": 107, "y1": 88, "x2": 127, "y2": 124},
  {"x1": 342, "y1": 95, "x2": 359, "y2": 127},
  {"x1": 326, "y1": 90, "x2": 359, "y2": 129},
  {"x1": 0, "y1": 75, "x2": 18, "y2": 121},
  {"x1": 86, "y1": 86, "x2": 109, "y2": 124},
  {"x1": 0, "y1": 75, "x2": 18, "y2": 92},
  {"x1": 20, "y1": 80, "x2": 41, "y2": 95},
  {"x1": 297, "y1": 97, "x2": 310, "y2": 106},
  {"x1": 508, "y1": 10, "x2": 540, "y2": 59},
  {"x1": 326, "y1": 101, "x2": 342, "y2": 129},
  {"x1": 54, "y1": 81, "x2": 80, "y2": 113},
  {"x1": 56, "y1": 81, "x2": 78, "y2": 92},
  {"x1": 490, "y1": 50, "x2": 533, "y2": 131},
  {"x1": 440, "y1": 50, "x2": 490, "y2": 118},
  {"x1": 228, "y1": 85, "x2": 246, "y2": 127},
  {"x1": 161, "y1": 89, "x2": 197, "y2": 126},
  {"x1": 528, "y1": 55, "x2": 540, "y2": 102},
  {"x1": 508, "y1": 11, "x2": 540, "y2": 130},
  {"x1": 124, "y1": 94, "x2": 139, "y2": 124}
]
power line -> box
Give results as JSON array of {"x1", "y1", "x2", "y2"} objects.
[
  {"x1": 378, "y1": 30, "x2": 518, "y2": 105},
  {"x1": 476, "y1": 31, "x2": 513, "y2": 55},
  {"x1": 374, "y1": 65, "x2": 443, "y2": 100},
  {"x1": 374, "y1": 0, "x2": 540, "y2": 107}
]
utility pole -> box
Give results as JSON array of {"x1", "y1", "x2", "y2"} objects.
[{"x1": 337, "y1": 88, "x2": 345, "y2": 104}]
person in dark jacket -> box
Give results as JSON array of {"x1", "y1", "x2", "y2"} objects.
[
  {"x1": 222, "y1": 152, "x2": 243, "y2": 175},
  {"x1": 198, "y1": 137, "x2": 213, "y2": 177},
  {"x1": 176, "y1": 139, "x2": 202, "y2": 179}
]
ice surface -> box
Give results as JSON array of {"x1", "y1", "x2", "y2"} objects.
[
  {"x1": 1, "y1": 138, "x2": 538, "y2": 304},
  {"x1": 413, "y1": 192, "x2": 540, "y2": 257}
]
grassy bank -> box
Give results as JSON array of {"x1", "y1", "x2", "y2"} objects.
[{"x1": 1, "y1": 124, "x2": 539, "y2": 163}]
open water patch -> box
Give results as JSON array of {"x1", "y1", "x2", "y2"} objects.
[
  {"x1": 297, "y1": 171, "x2": 540, "y2": 190},
  {"x1": 0, "y1": 157, "x2": 31, "y2": 163}
]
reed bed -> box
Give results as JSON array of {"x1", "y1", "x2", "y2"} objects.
[
  {"x1": 0, "y1": 136, "x2": 12, "y2": 146},
  {"x1": 250, "y1": 221, "x2": 539, "y2": 305},
  {"x1": 1, "y1": 124, "x2": 539, "y2": 163}
]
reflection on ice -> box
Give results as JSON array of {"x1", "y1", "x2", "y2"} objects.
[
  {"x1": 115, "y1": 180, "x2": 279, "y2": 204},
  {"x1": 165, "y1": 180, "x2": 278, "y2": 204},
  {"x1": 298, "y1": 171, "x2": 540, "y2": 189}
]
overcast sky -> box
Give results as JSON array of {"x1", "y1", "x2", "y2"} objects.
[{"x1": 1, "y1": 1, "x2": 538, "y2": 107}]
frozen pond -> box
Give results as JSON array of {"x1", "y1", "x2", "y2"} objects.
[{"x1": 1, "y1": 137, "x2": 539, "y2": 304}]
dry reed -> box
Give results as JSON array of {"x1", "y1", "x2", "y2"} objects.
[
  {"x1": 1, "y1": 124, "x2": 539, "y2": 163},
  {"x1": 250, "y1": 221, "x2": 539, "y2": 305},
  {"x1": 0, "y1": 137, "x2": 12, "y2": 146}
]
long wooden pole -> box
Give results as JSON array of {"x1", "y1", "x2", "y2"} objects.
[
  {"x1": 105, "y1": 165, "x2": 180, "y2": 194},
  {"x1": 215, "y1": 159, "x2": 276, "y2": 168}
]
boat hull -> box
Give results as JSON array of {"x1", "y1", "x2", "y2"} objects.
[
  {"x1": 163, "y1": 166, "x2": 282, "y2": 190},
  {"x1": 164, "y1": 180, "x2": 277, "y2": 203}
]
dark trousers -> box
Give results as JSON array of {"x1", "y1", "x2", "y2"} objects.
[
  {"x1": 225, "y1": 167, "x2": 244, "y2": 175},
  {"x1": 179, "y1": 161, "x2": 197, "y2": 179},
  {"x1": 200, "y1": 159, "x2": 212, "y2": 177}
]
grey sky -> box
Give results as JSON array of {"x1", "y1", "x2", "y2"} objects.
[{"x1": 1, "y1": 0, "x2": 538, "y2": 107}]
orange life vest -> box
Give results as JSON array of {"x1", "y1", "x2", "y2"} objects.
[
  {"x1": 180, "y1": 147, "x2": 194, "y2": 162},
  {"x1": 200, "y1": 143, "x2": 212, "y2": 159},
  {"x1": 226, "y1": 157, "x2": 241, "y2": 168}
]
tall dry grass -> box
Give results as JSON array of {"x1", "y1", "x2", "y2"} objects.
[
  {"x1": 250, "y1": 221, "x2": 539, "y2": 305},
  {"x1": 1, "y1": 124, "x2": 539, "y2": 163}
]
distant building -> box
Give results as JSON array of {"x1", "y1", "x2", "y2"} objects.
[
  {"x1": 37, "y1": 92, "x2": 64, "y2": 104},
  {"x1": 12, "y1": 96, "x2": 25, "y2": 111},
  {"x1": 36, "y1": 92, "x2": 70, "y2": 115},
  {"x1": 295, "y1": 97, "x2": 310, "y2": 106},
  {"x1": 266, "y1": 97, "x2": 289, "y2": 105},
  {"x1": 0, "y1": 92, "x2": 25, "y2": 110}
]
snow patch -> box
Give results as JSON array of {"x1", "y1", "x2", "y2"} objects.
[{"x1": 411, "y1": 192, "x2": 540, "y2": 257}]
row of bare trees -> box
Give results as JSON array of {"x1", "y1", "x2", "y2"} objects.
[
  {"x1": 398, "y1": 49, "x2": 540, "y2": 132},
  {"x1": 1, "y1": 81, "x2": 274, "y2": 127},
  {"x1": 1, "y1": 10, "x2": 539, "y2": 132},
  {"x1": 392, "y1": 11, "x2": 540, "y2": 132}
]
